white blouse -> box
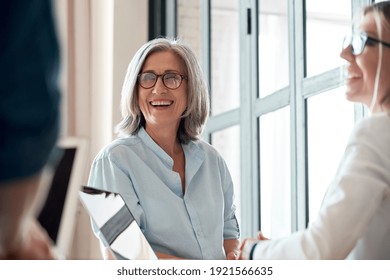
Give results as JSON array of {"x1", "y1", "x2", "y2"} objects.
[{"x1": 252, "y1": 113, "x2": 390, "y2": 259}]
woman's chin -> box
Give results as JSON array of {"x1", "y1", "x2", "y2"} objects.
[{"x1": 344, "y1": 86, "x2": 365, "y2": 103}]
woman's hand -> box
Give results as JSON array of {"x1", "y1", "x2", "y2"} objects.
[
  {"x1": 224, "y1": 239, "x2": 240, "y2": 260},
  {"x1": 226, "y1": 250, "x2": 240, "y2": 260},
  {"x1": 239, "y1": 231, "x2": 269, "y2": 260}
]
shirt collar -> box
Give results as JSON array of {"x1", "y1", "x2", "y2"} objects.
[
  {"x1": 137, "y1": 127, "x2": 206, "y2": 175},
  {"x1": 138, "y1": 127, "x2": 174, "y2": 167}
]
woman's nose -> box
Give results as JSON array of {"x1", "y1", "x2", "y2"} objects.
[
  {"x1": 340, "y1": 44, "x2": 354, "y2": 62},
  {"x1": 152, "y1": 77, "x2": 167, "y2": 94}
]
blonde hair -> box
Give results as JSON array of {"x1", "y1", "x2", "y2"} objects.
[
  {"x1": 364, "y1": 2, "x2": 390, "y2": 112},
  {"x1": 115, "y1": 38, "x2": 210, "y2": 143}
]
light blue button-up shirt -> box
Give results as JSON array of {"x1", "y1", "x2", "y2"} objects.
[{"x1": 88, "y1": 127, "x2": 240, "y2": 259}]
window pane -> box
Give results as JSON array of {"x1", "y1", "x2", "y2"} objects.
[
  {"x1": 211, "y1": 125, "x2": 241, "y2": 224},
  {"x1": 211, "y1": 0, "x2": 240, "y2": 115},
  {"x1": 307, "y1": 87, "x2": 355, "y2": 224},
  {"x1": 306, "y1": 0, "x2": 351, "y2": 77},
  {"x1": 258, "y1": 0, "x2": 289, "y2": 98},
  {"x1": 177, "y1": 0, "x2": 202, "y2": 60},
  {"x1": 259, "y1": 106, "x2": 291, "y2": 238}
]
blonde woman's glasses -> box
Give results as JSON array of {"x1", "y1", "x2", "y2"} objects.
[{"x1": 343, "y1": 33, "x2": 390, "y2": 55}]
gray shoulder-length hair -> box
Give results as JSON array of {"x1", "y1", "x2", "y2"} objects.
[{"x1": 115, "y1": 37, "x2": 210, "y2": 143}]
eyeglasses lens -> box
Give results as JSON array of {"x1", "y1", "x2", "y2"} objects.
[
  {"x1": 139, "y1": 73, "x2": 183, "y2": 89},
  {"x1": 351, "y1": 35, "x2": 365, "y2": 55},
  {"x1": 163, "y1": 73, "x2": 181, "y2": 89},
  {"x1": 343, "y1": 34, "x2": 367, "y2": 55}
]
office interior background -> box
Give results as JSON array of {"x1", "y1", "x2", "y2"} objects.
[{"x1": 54, "y1": 0, "x2": 384, "y2": 259}]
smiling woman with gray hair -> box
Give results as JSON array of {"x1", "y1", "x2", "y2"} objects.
[{"x1": 88, "y1": 37, "x2": 240, "y2": 260}]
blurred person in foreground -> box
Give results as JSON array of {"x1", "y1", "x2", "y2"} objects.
[{"x1": 0, "y1": 0, "x2": 60, "y2": 259}]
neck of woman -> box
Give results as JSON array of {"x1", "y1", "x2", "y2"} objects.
[{"x1": 145, "y1": 124, "x2": 182, "y2": 158}]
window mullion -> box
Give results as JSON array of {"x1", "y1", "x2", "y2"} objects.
[
  {"x1": 290, "y1": 0, "x2": 308, "y2": 232},
  {"x1": 239, "y1": 0, "x2": 259, "y2": 238}
]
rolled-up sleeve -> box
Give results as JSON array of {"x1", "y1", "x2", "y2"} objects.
[
  {"x1": 87, "y1": 153, "x2": 146, "y2": 231},
  {"x1": 219, "y1": 157, "x2": 240, "y2": 240}
]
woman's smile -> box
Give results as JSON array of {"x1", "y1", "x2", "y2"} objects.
[{"x1": 149, "y1": 99, "x2": 174, "y2": 108}]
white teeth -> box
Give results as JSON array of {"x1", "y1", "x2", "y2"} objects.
[{"x1": 150, "y1": 100, "x2": 173, "y2": 106}]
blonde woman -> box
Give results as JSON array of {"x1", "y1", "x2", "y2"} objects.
[{"x1": 240, "y1": 1, "x2": 390, "y2": 260}]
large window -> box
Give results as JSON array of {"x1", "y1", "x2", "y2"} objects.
[
  {"x1": 258, "y1": 0, "x2": 289, "y2": 98},
  {"x1": 305, "y1": 0, "x2": 351, "y2": 77},
  {"x1": 259, "y1": 107, "x2": 291, "y2": 238},
  {"x1": 211, "y1": 0, "x2": 240, "y2": 115},
  {"x1": 307, "y1": 87, "x2": 355, "y2": 222},
  {"x1": 178, "y1": 0, "x2": 373, "y2": 238}
]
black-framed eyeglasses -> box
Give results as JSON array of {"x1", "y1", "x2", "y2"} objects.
[
  {"x1": 343, "y1": 33, "x2": 390, "y2": 55},
  {"x1": 137, "y1": 72, "x2": 188, "y2": 90}
]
